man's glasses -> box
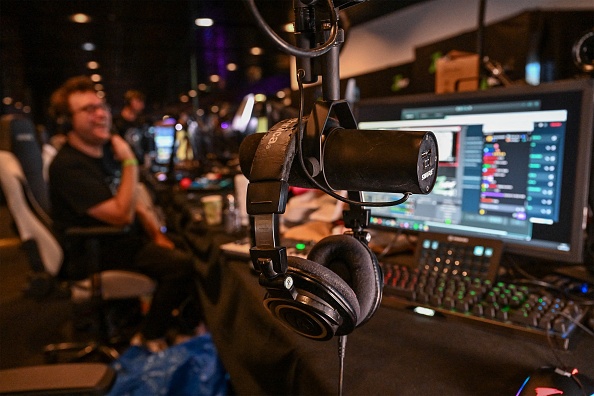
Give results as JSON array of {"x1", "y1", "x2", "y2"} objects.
[{"x1": 73, "y1": 103, "x2": 111, "y2": 115}]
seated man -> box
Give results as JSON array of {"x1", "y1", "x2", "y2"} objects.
[{"x1": 48, "y1": 76, "x2": 201, "y2": 350}]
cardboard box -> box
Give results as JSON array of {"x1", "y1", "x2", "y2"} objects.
[{"x1": 435, "y1": 50, "x2": 479, "y2": 94}]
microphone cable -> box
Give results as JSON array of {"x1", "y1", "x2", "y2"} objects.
[
  {"x1": 295, "y1": 68, "x2": 412, "y2": 208},
  {"x1": 244, "y1": 0, "x2": 339, "y2": 59}
]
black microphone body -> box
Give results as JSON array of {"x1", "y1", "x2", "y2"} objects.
[{"x1": 240, "y1": 122, "x2": 438, "y2": 195}]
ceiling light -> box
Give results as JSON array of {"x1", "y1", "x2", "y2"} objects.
[
  {"x1": 90, "y1": 74, "x2": 102, "y2": 82},
  {"x1": 250, "y1": 47, "x2": 263, "y2": 56},
  {"x1": 94, "y1": 84, "x2": 104, "y2": 91},
  {"x1": 87, "y1": 61, "x2": 99, "y2": 70},
  {"x1": 82, "y1": 42, "x2": 96, "y2": 51},
  {"x1": 198, "y1": 83, "x2": 207, "y2": 91},
  {"x1": 96, "y1": 91, "x2": 105, "y2": 99},
  {"x1": 188, "y1": 90, "x2": 197, "y2": 98},
  {"x1": 195, "y1": 18, "x2": 214, "y2": 27},
  {"x1": 254, "y1": 94, "x2": 267, "y2": 102},
  {"x1": 210, "y1": 74, "x2": 220, "y2": 83},
  {"x1": 180, "y1": 95, "x2": 189, "y2": 103},
  {"x1": 70, "y1": 13, "x2": 91, "y2": 23},
  {"x1": 226, "y1": 63, "x2": 237, "y2": 72},
  {"x1": 2, "y1": 97, "x2": 13, "y2": 105}
]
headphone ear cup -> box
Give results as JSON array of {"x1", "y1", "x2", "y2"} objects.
[
  {"x1": 307, "y1": 235, "x2": 383, "y2": 327},
  {"x1": 57, "y1": 115, "x2": 72, "y2": 134},
  {"x1": 263, "y1": 256, "x2": 360, "y2": 340}
]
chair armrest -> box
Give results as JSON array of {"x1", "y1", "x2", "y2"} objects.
[
  {"x1": 65, "y1": 225, "x2": 130, "y2": 238},
  {"x1": 0, "y1": 363, "x2": 116, "y2": 394}
]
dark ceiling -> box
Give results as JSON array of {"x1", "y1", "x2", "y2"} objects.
[{"x1": 1, "y1": 0, "x2": 427, "y2": 123}]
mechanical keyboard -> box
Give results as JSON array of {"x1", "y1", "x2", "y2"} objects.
[{"x1": 380, "y1": 233, "x2": 590, "y2": 350}]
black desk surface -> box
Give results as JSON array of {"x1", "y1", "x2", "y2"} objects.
[{"x1": 191, "y1": 233, "x2": 594, "y2": 396}]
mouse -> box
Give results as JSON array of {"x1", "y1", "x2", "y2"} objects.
[{"x1": 516, "y1": 366, "x2": 594, "y2": 396}]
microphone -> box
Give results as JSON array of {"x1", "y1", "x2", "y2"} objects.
[{"x1": 239, "y1": 122, "x2": 439, "y2": 195}]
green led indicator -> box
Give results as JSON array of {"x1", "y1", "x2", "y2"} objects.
[{"x1": 295, "y1": 243, "x2": 306, "y2": 251}]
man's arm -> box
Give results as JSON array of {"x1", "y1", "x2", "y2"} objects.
[
  {"x1": 134, "y1": 184, "x2": 174, "y2": 249},
  {"x1": 87, "y1": 135, "x2": 138, "y2": 226}
]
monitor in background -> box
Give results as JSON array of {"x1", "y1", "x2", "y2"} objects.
[
  {"x1": 232, "y1": 93, "x2": 268, "y2": 135},
  {"x1": 356, "y1": 79, "x2": 593, "y2": 264},
  {"x1": 150, "y1": 124, "x2": 176, "y2": 171}
]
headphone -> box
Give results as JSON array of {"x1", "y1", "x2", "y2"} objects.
[
  {"x1": 55, "y1": 114, "x2": 72, "y2": 135},
  {"x1": 245, "y1": 118, "x2": 383, "y2": 340}
]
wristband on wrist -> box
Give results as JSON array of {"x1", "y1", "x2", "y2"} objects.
[{"x1": 122, "y1": 158, "x2": 138, "y2": 167}]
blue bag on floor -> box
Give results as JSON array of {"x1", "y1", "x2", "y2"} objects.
[{"x1": 107, "y1": 333, "x2": 228, "y2": 396}]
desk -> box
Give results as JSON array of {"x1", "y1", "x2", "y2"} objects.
[{"x1": 192, "y1": 233, "x2": 594, "y2": 395}]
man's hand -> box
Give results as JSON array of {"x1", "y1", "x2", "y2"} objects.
[
  {"x1": 153, "y1": 232, "x2": 175, "y2": 250},
  {"x1": 111, "y1": 135, "x2": 136, "y2": 162}
]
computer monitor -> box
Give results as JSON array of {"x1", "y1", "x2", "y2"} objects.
[
  {"x1": 151, "y1": 124, "x2": 176, "y2": 165},
  {"x1": 356, "y1": 79, "x2": 593, "y2": 264}
]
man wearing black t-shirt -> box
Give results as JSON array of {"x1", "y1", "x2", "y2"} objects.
[{"x1": 48, "y1": 76, "x2": 201, "y2": 350}]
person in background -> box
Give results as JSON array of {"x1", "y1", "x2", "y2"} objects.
[
  {"x1": 112, "y1": 89, "x2": 151, "y2": 166},
  {"x1": 48, "y1": 76, "x2": 203, "y2": 351}
]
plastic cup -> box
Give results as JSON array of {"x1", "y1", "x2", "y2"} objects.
[{"x1": 201, "y1": 195, "x2": 223, "y2": 225}]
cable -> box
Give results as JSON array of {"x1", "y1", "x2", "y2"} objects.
[
  {"x1": 376, "y1": 229, "x2": 404, "y2": 261},
  {"x1": 558, "y1": 311, "x2": 594, "y2": 337},
  {"x1": 504, "y1": 255, "x2": 594, "y2": 305},
  {"x1": 295, "y1": 69, "x2": 412, "y2": 208},
  {"x1": 337, "y1": 335, "x2": 347, "y2": 396},
  {"x1": 244, "y1": 0, "x2": 339, "y2": 58}
]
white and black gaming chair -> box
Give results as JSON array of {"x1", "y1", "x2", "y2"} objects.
[{"x1": 0, "y1": 115, "x2": 155, "y2": 362}]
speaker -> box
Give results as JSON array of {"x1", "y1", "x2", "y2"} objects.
[{"x1": 263, "y1": 234, "x2": 383, "y2": 340}]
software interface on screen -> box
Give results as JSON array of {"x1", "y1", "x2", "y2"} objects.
[{"x1": 356, "y1": 81, "x2": 593, "y2": 263}]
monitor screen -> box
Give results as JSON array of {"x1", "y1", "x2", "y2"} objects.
[
  {"x1": 356, "y1": 79, "x2": 593, "y2": 264},
  {"x1": 151, "y1": 124, "x2": 176, "y2": 165}
]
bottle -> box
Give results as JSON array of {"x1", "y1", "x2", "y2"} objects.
[{"x1": 225, "y1": 194, "x2": 242, "y2": 235}]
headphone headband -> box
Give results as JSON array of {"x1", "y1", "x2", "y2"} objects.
[{"x1": 247, "y1": 119, "x2": 299, "y2": 280}]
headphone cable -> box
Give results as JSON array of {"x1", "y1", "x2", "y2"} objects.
[{"x1": 338, "y1": 335, "x2": 347, "y2": 396}]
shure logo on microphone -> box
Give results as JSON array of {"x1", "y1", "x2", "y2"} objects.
[{"x1": 421, "y1": 168, "x2": 434, "y2": 180}]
